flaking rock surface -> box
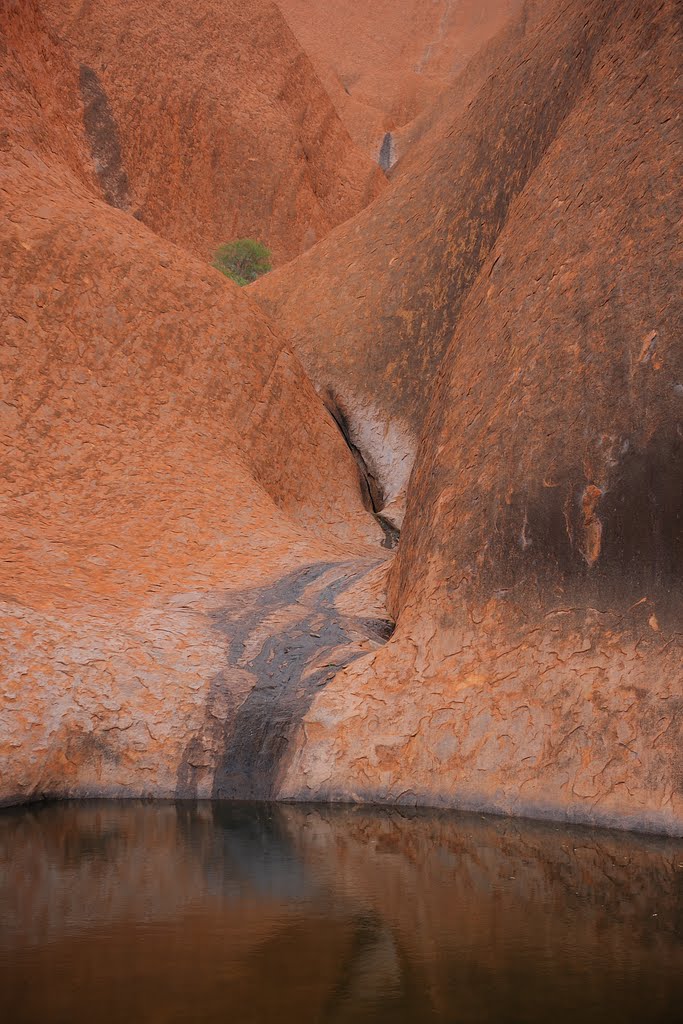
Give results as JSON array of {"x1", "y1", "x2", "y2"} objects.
[
  {"x1": 41, "y1": 0, "x2": 386, "y2": 265},
  {"x1": 1, "y1": 0, "x2": 681, "y2": 837},
  {"x1": 0, "y1": 0, "x2": 387, "y2": 806},
  {"x1": 253, "y1": 0, "x2": 645, "y2": 523},
  {"x1": 281, "y1": 0, "x2": 683, "y2": 835}
]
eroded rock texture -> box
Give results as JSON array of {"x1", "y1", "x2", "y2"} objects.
[
  {"x1": 41, "y1": 0, "x2": 386, "y2": 264},
  {"x1": 1, "y1": 0, "x2": 681, "y2": 835},
  {"x1": 277, "y1": 0, "x2": 521, "y2": 162},
  {"x1": 253, "y1": 0, "x2": 665, "y2": 522},
  {"x1": 0, "y1": 0, "x2": 386, "y2": 806},
  {"x1": 279, "y1": 0, "x2": 683, "y2": 835}
]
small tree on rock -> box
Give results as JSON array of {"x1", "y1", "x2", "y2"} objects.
[{"x1": 211, "y1": 239, "x2": 272, "y2": 285}]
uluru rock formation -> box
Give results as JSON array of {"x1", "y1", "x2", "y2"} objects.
[
  {"x1": 271, "y1": 0, "x2": 683, "y2": 834},
  {"x1": 0, "y1": 0, "x2": 387, "y2": 804},
  {"x1": 277, "y1": 0, "x2": 522, "y2": 163},
  {"x1": 40, "y1": 0, "x2": 386, "y2": 265},
  {"x1": 1, "y1": 0, "x2": 681, "y2": 835},
  {"x1": 253, "y1": 0, "x2": 656, "y2": 522}
]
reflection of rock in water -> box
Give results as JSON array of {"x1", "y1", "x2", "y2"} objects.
[
  {"x1": 1, "y1": 801, "x2": 682, "y2": 1023},
  {"x1": 378, "y1": 132, "x2": 395, "y2": 172},
  {"x1": 206, "y1": 802, "x2": 312, "y2": 900},
  {"x1": 323, "y1": 914, "x2": 403, "y2": 1021}
]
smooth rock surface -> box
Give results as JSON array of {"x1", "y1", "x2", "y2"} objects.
[{"x1": 277, "y1": 0, "x2": 521, "y2": 162}]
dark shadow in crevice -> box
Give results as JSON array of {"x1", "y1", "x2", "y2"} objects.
[{"x1": 323, "y1": 390, "x2": 400, "y2": 550}]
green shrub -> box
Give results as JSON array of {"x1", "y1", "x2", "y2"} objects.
[{"x1": 211, "y1": 238, "x2": 272, "y2": 285}]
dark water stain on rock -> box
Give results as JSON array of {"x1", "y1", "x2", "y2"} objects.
[
  {"x1": 378, "y1": 132, "x2": 395, "y2": 172},
  {"x1": 177, "y1": 561, "x2": 393, "y2": 800},
  {"x1": 79, "y1": 65, "x2": 130, "y2": 210},
  {"x1": 474, "y1": 428, "x2": 683, "y2": 624}
]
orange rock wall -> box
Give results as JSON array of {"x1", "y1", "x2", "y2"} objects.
[
  {"x1": 1, "y1": 0, "x2": 680, "y2": 837},
  {"x1": 0, "y1": 0, "x2": 385, "y2": 806},
  {"x1": 41, "y1": 0, "x2": 386, "y2": 265},
  {"x1": 280, "y1": 0, "x2": 683, "y2": 836},
  {"x1": 253, "y1": 0, "x2": 618, "y2": 519},
  {"x1": 278, "y1": 0, "x2": 520, "y2": 160}
]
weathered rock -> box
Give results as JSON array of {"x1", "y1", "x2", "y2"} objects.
[
  {"x1": 278, "y1": 0, "x2": 521, "y2": 162},
  {"x1": 252, "y1": 0, "x2": 622, "y2": 519},
  {"x1": 280, "y1": 0, "x2": 683, "y2": 835},
  {"x1": 0, "y1": 0, "x2": 386, "y2": 806},
  {"x1": 1, "y1": 0, "x2": 680, "y2": 837},
  {"x1": 41, "y1": 0, "x2": 386, "y2": 265}
]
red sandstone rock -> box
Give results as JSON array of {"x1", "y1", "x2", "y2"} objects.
[
  {"x1": 278, "y1": 0, "x2": 520, "y2": 163},
  {"x1": 280, "y1": 0, "x2": 683, "y2": 835},
  {"x1": 40, "y1": 0, "x2": 386, "y2": 266},
  {"x1": 253, "y1": 0, "x2": 615, "y2": 524},
  {"x1": 1, "y1": 0, "x2": 680, "y2": 837},
  {"x1": 0, "y1": 0, "x2": 385, "y2": 805}
]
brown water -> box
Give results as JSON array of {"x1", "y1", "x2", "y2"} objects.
[{"x1": 1, "y1": 801, "x2": 681, "y2": 1023}]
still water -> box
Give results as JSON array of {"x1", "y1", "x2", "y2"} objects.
[{"x1": 1, "y1": 801, "x2": 681, "y2": 1023}]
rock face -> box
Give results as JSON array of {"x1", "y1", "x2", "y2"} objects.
[
  {"x1": 253, "y1": 0, "x2": 623, "y2": 521},
  {"x1": 278, "y1": 0, "x2": 521, "y2": 162},
  {"x1": 40, "y1": 0, "x2": 386, "y2": 265},
  {"x1": 279, "y1": 0, "x2": 683, "y2": 835},
  {"x1": 1, "y1": 0, "x2": 681, "y2": 835},
  {"x1": 0, "y1": 0, "x2": 386, "y2": 806}
]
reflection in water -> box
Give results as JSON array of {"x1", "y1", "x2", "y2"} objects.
[{"x1": 1, "y1": 801, "x2": 681, "y2": 1023}]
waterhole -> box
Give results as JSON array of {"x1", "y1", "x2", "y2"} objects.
[{"x1": 1, "y1": 801, "x2": 681, "y2": 1023}]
